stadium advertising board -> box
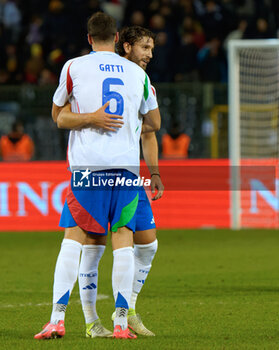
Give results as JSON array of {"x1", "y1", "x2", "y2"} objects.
[{"x1": 0, "y1": 160, "x2": 277, "y2": 231}]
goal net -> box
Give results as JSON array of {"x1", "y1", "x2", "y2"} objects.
[{"x1": 228, "y1": 39, "x2": 279, "y2": 229}]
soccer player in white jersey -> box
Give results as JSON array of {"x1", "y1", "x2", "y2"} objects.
[
  {"x1": 112, "y1": 26, "x2": 164, "y2": 335},
  {"x1": 34, "y1": 12, "x2": 160, "y2": 340},
  {"x1": 57, "y1": 26, "x2": 164, "y2": 338}
]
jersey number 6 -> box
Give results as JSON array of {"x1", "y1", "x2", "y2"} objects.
[{"x1": 102, "y1": 78, "x2": 124, "y2": 116}]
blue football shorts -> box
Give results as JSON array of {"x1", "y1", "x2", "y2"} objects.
[
  {"x1": 59, "y1": 169, "x2": 139, "y2": 235},
  {"x1": 135, "y1": 186, "x2": 156, "y2": 231}
]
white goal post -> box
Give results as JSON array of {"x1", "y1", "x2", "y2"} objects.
[{"x1": 228, "y1": 39, "x2": 279, "y2": 229}]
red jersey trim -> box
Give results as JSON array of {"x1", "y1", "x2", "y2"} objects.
[
  {"x1": 66, "y1": 62, "x2": 73, "y2": 95},
  {"x1": 76, "y1": 101, "x2": 80, "y2": 113}
]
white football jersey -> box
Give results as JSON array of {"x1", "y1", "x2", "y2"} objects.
[{"x1": 53, "y1": 51, "x2": 158, "y2": 174}]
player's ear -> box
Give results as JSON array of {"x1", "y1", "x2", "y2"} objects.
[
  {"x1": 87, "y1": 34, "x2": 93, "y2": 46},
  {"x1": 123, "y1": 42, "x2": 131, "y2": 54},
  {"x1": 115, "y1": 32, "x2": 119, "y2": 44}
]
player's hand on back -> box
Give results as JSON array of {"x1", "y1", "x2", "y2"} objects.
[
  {"x1": 151, "y1": 174, "x2": 164, "y2": 201},
  {"x1": 90, "y1": 101, "x2": 124, "y2": 132}
]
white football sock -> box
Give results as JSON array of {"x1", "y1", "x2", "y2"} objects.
[
  {"x1": 78, "y1": 244, "x2": 105, "y2": 324},
  {"x1": 130, "y1": 239, "x2": 158, "y2": 310},
  {"x1": 112, "y1": 247, "x2": 134, "y2": 329},
  {"x1": 51, "y1": 238, "x2": 82, "y2": 323}
]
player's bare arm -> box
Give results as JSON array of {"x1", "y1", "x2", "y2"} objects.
[
  {"x1": 141, "y1": 131, "x2": 164, "y2": 200},
  {"x1": 142, "y1": 107, "x2": 161, "y2": 132},
  {"x1": 52, "y1": 103, "x2": 63, "y2": 123},
  {"x1": 54, "y1": 91, "x2": 160, "y2": 132},
  {"x1": 54, "y1": 101, "x2": 124, "y2": 131},
  {"x1": 142, "y1": 113, "x2": 159, "y2": 134}
]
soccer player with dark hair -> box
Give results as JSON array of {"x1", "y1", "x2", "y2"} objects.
[
  {"x1": 117, "y1": 26, "x2": 156, "y2": 69},
  {"x1": 47, "y1": 24, "x2": 164, "y2": 339},
  {"x1": 34, "y1": 12, "x2": 160, "y2": 340}
]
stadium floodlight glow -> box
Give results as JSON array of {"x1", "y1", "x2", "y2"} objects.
[{"x1": 228, "y1": 39, "x2": 279, "y2": 229}]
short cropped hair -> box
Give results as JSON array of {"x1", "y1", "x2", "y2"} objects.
[
  {"x1": 87, "y1": 12, "x2": 117, "y2": 42},
  {"x1": 117, "y1": 26, "x2": 156, "y2": 57}
]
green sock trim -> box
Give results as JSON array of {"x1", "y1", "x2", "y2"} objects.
[{"x1": 111, "y1": 193, "x2": 139, "y2": 232}]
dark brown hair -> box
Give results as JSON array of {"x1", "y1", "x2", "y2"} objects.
[
  {"x1": 117, "y1": 26, "x2": 156, "y2": 57},
  {"x1": 87, "y1": 12, "x2": 117, "y2": 42}
]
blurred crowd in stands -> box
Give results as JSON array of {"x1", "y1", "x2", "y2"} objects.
[{"x1": 0, "y1": 0, "x2": 278, "y2": 85}]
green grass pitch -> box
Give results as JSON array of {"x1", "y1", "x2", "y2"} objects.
[{"x1": 1, "y1": 229, "x2": 279, "y2": 350}]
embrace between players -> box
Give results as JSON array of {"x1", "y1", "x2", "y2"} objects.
[{"x1": 34, "y1": 12, "x2": 164, "y2": 340}]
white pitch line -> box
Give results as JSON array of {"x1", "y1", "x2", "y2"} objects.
[{"x1": 0, "y1": 294, "x2": 109, "y2": 309}]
